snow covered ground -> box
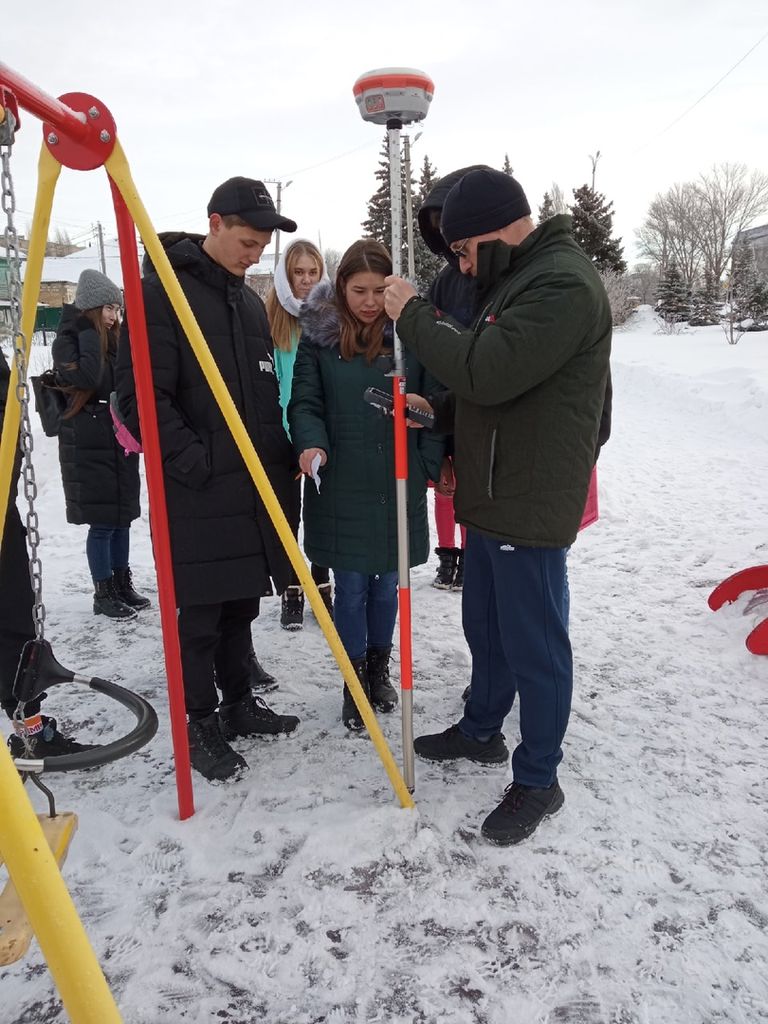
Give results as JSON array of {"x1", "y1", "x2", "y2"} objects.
[{"x1": 2, "y1": 306, "x2": 767, "y2": 1023}]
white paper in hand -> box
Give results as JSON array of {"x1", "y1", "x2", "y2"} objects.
[{"x1": 310, "y1": 453, "x2": 322, "y2": 493}]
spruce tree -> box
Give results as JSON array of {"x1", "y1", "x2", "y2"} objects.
[
  {"x1": 570, "y1": 184, "x2": 627, "y2": 275},
  {"x1": 538, "y1": 192, "x2": 555, "y2": 223},
  {"x1": 502, "y1": 154, "x2": 513, "y2": 175},
  {"x1": 361, "y1": 134, "x2": 411, "y2": 269},
  {"x1": 656, "y1": 260, "x2": 689, "y2": 323},
  {"x1": 729, "y1": 240, "x2": 758, "y2": 323},
  {"x1": 413, "y1": 154, "x2": 444, "y2": 292},
  {"x1": 688, "y1": 270, "x2": 720, "y2": 326}
]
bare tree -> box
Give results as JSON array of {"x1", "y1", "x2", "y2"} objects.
[
  {"x1": 323, "y1": 248, "x2": 341, "y2": 283},
  {"x1": 627, "y1": 263, "x2": 659, "y2": 305},
  {"x1": 693, "y1": 163, "x2": 768, "y2": 284},
  {"x1": 550, "y1": 182, "x2": 568, "y2": 215},
  {"x1": 600, "y1": 271, "x2": 636, "y2": 326},
  {"x1": 636, "y1": 183, "x2": 703, "y2": 288}
]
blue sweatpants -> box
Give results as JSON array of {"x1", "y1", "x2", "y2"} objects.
[{"x1": 458, "y1": 530, "x2": 572, "y2": 788}]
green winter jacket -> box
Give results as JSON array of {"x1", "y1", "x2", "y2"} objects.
[
  {"x1": 396, "y1": 215, "x2": 611, "y2": 547},
  {"x1": 288, "y1": 282, "x2": 446, "y2": 574}
]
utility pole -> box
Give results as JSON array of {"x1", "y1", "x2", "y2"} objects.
[
  {"x1": 265, "y1": 179, "x2": 292, "y2": 270},
  {"x1": 589, "y1": 150, "x2": 601, "y2": 191},
  {"x1": 95, "y1": 220, "x2": 106, "y2": 274}
]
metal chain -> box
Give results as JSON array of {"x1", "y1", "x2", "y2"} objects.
[{"x1": 2, "y1": 108, "x2": 44, "y2": 754}]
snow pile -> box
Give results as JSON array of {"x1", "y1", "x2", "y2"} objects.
[{"x1": 1, "y1": 309, "x2": 767, "y2": 1023}]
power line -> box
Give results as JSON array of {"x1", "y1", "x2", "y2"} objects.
[{"x1": 632, "y1": 27, "x2": 768, "y2": 155}]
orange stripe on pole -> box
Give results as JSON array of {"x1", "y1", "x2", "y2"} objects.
[
  {"x1": 392, "y1": 377, "x2": 409, "y2": 479},
  {"x1": 110, "y1": 180, "x2": 195, "y2": 821},
  {"x1": 398, "y1": 586, "x2": 414, "y2": 693}
]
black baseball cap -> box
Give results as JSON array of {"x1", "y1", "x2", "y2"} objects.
[{"x1": 207, "y1": 177, "x2": 297, "y2": 233}]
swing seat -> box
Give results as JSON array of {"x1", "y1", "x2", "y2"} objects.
[{"x1": 0, "y1": 811, "x2": 78, "y2": 965}]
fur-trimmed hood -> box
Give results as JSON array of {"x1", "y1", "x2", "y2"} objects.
[{"x1": 297, "y1": 280, "x2": 340, "y2": 349}]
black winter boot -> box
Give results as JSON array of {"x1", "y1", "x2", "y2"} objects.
[
  {"x1": 342, "y1": 657, "x2": 371, "y2": 731},
  {"x1": 367, "y1": 646, "x2": 398, "y2": 713},
  {"x1": 249, "y1": 648, "x2": 279, "y2": 693},
  {"x1": 187, "y1": 712, "x2": 247, "y2": 782},
  {"x1": 432, "y1": 547, "x2": 459, "y2": 589},
  {"x1": 280, "y1": 586, "x2": 304, "y2": 630},
  {"x1": 93, "y1": 578, "x2": 137, "y2": 619},
  {"x1": 112, "y1": 566, "x2": 151, "y2": 609},
  {"x1": 219, "y1": 692, "x2": 300, "y2": 738},
  {"x1": 317, "y1": 582, "x2": 334, "y2": 618},
  {"x1": 452, "y1": 550, "x2": 464, "y2": 591}
]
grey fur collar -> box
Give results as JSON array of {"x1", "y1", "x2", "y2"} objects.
[{"x1": 298, "y1": 280, "x2": 340, "y2": 349}]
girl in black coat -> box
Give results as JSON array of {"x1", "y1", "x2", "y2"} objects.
[{"x1": 52, "y1": 270, "x2": 146, "y2": 619}]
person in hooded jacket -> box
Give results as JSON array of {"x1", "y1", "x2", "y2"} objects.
[
  {"x1": 52, "y1": 269, "x2": 147, "y2": 620},
  {"x1": 417, "y1": 165, "x2": 493, "y2": 592},
  {"x1": 289, "y1": 239, "x2": 446, "y2": 730},
  {"x1": 1, "y1": 349, "x2": 91, "y2": 758},
  {"x1": 116, "y1": 177, "x2": 303, "y2": 783},
  {"x1": 265, "y1": 239, "x2": 333, "y2": 630}
]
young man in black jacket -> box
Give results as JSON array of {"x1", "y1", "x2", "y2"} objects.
[{"x1": 117, "y1": 178, "x2": 302, "y2": 782}]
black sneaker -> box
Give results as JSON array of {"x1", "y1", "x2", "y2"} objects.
[
  {"x1": 414, "y1": 723, "x2": 508, "y2": 765},
  {"x1": 250, "y1": 652, "x2": 279, "y2": 693},
  {"x1": 452, "y1": 551, "x2": 464, "y2": 591},
  {"x1": 432, "y1": 547, "x2": 458, "y2": 590},
  {"x1": 219, "y1": 693, "x2": 299, "y2": 738},
  {"x1": 481, "y1": 781, "x2": 565, "y2": 846},
  {"x1": 188, "y1": 712, "x2": 247, "y2": 782},
  {"x1": 8, "y1": 716, "x2": 94, "y2": 759},
  {"x1": 280, "y1": 587, "x2": 304, "y2": 631}
]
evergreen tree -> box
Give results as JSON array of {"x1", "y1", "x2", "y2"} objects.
[
  {"x1": 502, "y1": 154, "x2": 513, "y2": 176},
  {"x1": 413, "y1": 154, "x2": 443, "y2": 292},
  {"x1": 729, "y1": 239, "x2": 758, "y2": 323},
  {"x1": 747, "y1": 280, "x2": 768, "y2": 327},
  {"x1": 570, "y1": 183, "x2": 627, "y2": 275},
  {"x1": 538, "y1": 192, "x2": 555, "y2": 223},
  {"x1": 361, "y1": 134, "x2": 411, "y2": 270},
  {"x1": 688, "y1": 270, "x2": 720, "y2": 326},
  {"x1": 656, "y1": 260, "x2": 689, "y2": 323}
]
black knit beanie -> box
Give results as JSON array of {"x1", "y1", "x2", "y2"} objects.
[{"x1": 440, "y1": 168, "x2": 531, "y2": 244}]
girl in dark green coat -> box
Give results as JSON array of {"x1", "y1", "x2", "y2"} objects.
[{"x1": 289, "y1": 240, "x2": 445, "y2": 730}]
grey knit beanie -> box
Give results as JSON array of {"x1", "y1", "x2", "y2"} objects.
[
  {"x1": 440, "y1": 168, "x2": 531, "y2": 244},
  {"x1": 75, "y1": 269, "x2": 122, "y2": 311}
]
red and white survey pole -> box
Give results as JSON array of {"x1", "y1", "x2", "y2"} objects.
[{"x1": 353, "y1": 68, "x2": 434, "y2": 792}]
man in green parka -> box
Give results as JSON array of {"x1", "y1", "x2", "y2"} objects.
[{"x1": 384, "y1": 168, "x2": 611, "y2": 846}]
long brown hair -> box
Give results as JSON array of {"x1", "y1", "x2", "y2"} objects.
[
  {"x1": 336, "y1": 239, "x2": 392, "y2": 363},
  {"x1": 62, "y1": 307, "x2": 118, "y2": 418},
  {"x1": 265, "y1": 240, "x2": 324, "y2": 352}
]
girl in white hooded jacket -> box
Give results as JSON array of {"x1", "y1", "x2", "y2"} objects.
[{"x1": 265, "y1": 239, "x2": 332, "y2": 629}]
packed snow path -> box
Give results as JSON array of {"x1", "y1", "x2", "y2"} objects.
[{"x1": 2, "y1": 308, "x2": 767, "y2": 1023}]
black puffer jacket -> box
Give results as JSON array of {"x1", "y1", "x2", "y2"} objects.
[
  {"x1": 52, "y1": 305, "x2": 140, "y2": 527},
  {"x1": 116, "y1": 233, "x2": 298, "y2": 606}
]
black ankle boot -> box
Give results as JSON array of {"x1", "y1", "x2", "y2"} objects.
[
  {"x1": 93, "y1": 578, "x2": 137, "y2": 619},
  {"x1": 432, "y1": 547, "x2": 459, "y2": 589},
  {"x1": 367, "y1": 646, "x2": 398, "y2": 712},
  {"x1": 280, "y1": 586, "x2": 304, "y2": 630},
  {"x1": 112, "y1": 566, "x2": 151, "y2": 609},
  {"x1": 342, "y1": 657, "x2": 370, "y2": 731}
]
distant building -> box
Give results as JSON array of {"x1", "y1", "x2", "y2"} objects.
[{"x1": 737, "y1": 223, "x2": 768, "y2": 280}]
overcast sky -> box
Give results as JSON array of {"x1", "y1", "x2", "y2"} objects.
[{"x1": 4, "y1": 0, "x2": 767, "y2": 269}]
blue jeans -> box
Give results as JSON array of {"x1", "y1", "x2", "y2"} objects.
[
  {"x1": 459, "y1": 531, "x2": 572, "y2": 788},
  {"x1": 333, "y1": 570, "x2": 398, "y2": 661},
  {"x1": 86, "y1": 525, "x2": 130, "y2": 583}
]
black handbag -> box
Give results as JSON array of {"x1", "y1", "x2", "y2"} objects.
[{"x1": 30, "y1": 369, "x2": 68, "y2": 437}]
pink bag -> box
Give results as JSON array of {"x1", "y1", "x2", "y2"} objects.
[
  {"x1": 109, "y1": 392, "x2": 142, "y2": 456},
  {"x1": 579, "y1": 467, "x2": 599, "y2": 531}
]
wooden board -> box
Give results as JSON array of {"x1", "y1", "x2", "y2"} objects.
[{"x1": 0, "y1": 812, "x2": 78, "y2": 965}]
